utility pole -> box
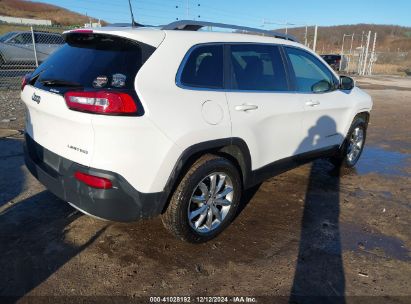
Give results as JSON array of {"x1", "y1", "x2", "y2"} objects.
[
  {"x1": 304, "y1": 24, "x2": 308, "y2": 46},
  {"x1": 347, "y1": 33, "x2": 354, "y2": 72},
  {"x1": 186, "y1": 0, "x2": 189, "y2": 19},
  {"x1": 313, "y1": 25, "x2": 318, "y2": 52},
  {"x1": 361, "y1": 31, "x2": 371, "y2": 76},
  {"x1": 340, "y1": 34, "x2": 347, "y2": 71},
  {"x1": 357, "y1": 31, "x2": 365, "y2": 74},
  {"x1": 368, "y1": 32, "x2": 377, "y2": 75},
  {"x1": 340, "y1": 33, "x2": 354, "y2": 72},
  {"x1": 261, "y1": 20, "x2": 295, "y2": 35}
]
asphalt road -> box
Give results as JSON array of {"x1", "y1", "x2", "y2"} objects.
[{"x1": 0, "y1": 76, "x2": 410, "y2": 303}]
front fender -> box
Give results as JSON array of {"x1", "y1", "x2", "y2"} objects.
[{"x1": 342, "y1": 87, "x2": 373, "y2": 138}]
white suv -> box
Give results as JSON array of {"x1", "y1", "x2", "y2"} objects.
[{"x1": 21, "y1": 21, "x2": 372, "y2": 243}]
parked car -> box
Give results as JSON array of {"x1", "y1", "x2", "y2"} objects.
[
  {"x1": 321, "y1": 54, "x2": 347, "y2": 71},
  {"x1": 0, "y1": 31, "x2": 64, "y2": 67},
  {"x1": 22, "y1": 21, "x2": 372, "y2": 243}
]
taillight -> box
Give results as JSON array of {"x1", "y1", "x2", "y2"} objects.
[
  {"x1": 74, "y1": 171, "x2": 113, "y2": 189},
  {"x1": 64, "y1": 91, "x2": 137, "y2": 115},
  {"x1": 21, "y1": 73, "x2": 31, "y2": 91}
]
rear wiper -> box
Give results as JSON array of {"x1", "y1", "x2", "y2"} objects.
[
  {"x1": 41, "y1": 79, "x2": 83, "y2": 88},
  {"x1": 30, "y1": 66, "x2": 50, "y2": 81}
]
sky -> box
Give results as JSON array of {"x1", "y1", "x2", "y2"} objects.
[{"x1": 38, "y1": 0, "x2": 411, "y2": 28}]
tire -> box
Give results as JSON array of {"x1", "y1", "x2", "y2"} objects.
[
  {"x1": 162, "y1": 154, "x2": 242, "y2": 243},
  {"x1": 331, "y1": 115, "x2": 367, "y2": 168}
]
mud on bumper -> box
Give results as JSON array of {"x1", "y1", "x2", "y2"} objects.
[{"x1": 24, "y1": 134, "x2": 166, "y2": 222}]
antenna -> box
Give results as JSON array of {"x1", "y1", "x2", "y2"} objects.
[{"x1": 127, "y1": 0, "x2": 138, "y2": 27}]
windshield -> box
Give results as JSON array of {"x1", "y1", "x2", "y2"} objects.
[
  {"x1": 0, "y1": 32, "x2": 17, "y2": 43},
  {"x1": 32, "y1": 33, "x2": 155, "y2": 93}
]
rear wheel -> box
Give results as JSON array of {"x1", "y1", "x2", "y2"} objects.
[
  {"x1": 162, "y1": 154, "x2": 241, "y2": 243},
  {"x1": 331, "y1": 116, "x2": 367, "y2": 168}
]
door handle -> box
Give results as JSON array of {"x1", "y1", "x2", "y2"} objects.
[
  {"x1": 305, "y1": 100, "x2": 320, "y2": 107},
  {"x1": 235, "y1": 104, "x2": 259, "y2": 112}
]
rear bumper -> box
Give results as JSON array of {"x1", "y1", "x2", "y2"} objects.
[{"x1": 24, "y1": 134, "x2": 166, "y2": 222}]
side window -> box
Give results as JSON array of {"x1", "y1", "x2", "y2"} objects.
[
  {"x1": 35, "y1": 33, "x2": 48, "y2": 44},
  {"x1": 285, "y1": 47, "x2": 336, "y2": 93},
  {"x1": 11, "y1": 33, "x2": 33, "y2": 44},
  {"x1": 229, "y1": 44, "x2": 288, "y2": 91},
  {"x1": 42, "y1": 34, "x2": 64, "y2": 44},
  {"x1": 51, "y1": 35, "x2": 64, "y2": 44},
  {"x1": 180, "y1": 44, "x2": 223, "y2": 89}
]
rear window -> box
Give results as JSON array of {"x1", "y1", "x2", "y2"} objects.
[{"x1": 32, "y1": 33, "x2": 155, "y2": 93}]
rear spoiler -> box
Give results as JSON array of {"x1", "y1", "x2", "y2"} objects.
[
  {"x1": 62, "y1": 29, "x2": 94, "y2": 41},
  {"x1": 62, "y1": 28, "x2": 166, "y2": 48}
]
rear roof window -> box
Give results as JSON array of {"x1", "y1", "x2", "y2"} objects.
[
  {"x1": 180, "y1": 44, "x2": 224, "y2": 89},
  {"x1": 32, "y1": 33, "x2": 155, "y2": 92}
]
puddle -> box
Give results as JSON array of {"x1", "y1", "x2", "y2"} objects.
[
  {"x1": 356, "y1": 146, "x2": 411, "y2": 177},
  {"x1": 341, "y1": 223, "x2": 410, "y2": 262}
]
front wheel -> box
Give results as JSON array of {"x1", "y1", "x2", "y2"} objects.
[
  {"x1": 331, "y1": 116, "x2": 367, "y2": 168},
  {"x1": 161, "y1": 154, "x2": 242, "y2": 243}
]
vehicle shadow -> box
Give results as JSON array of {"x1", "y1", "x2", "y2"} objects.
[
  {"x1": 0, "y1": 138, "x2": 25, "y2": 208},
  {"x1": 236, "y1": 183, "x2": 262, "y2": 218},
  {"x1": 0, "y1": 137, "x2": 106, "y2": 300},
  {"x1": 0, "y1": 190, "x2": 107, "y2": 299},
  {"x1": 289, "y1": 116, "x2": 346, "y2": 303},
  {"x1": 289, "y1": 160, "x2": 345, "y2": 303}
]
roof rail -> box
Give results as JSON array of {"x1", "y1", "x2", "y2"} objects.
[
  {"x1": 162, "y1": 20, "x2": 299, "y2": 42},
  {"x1": 106, "y1": 22, "x2": 151, "y2": 27}
]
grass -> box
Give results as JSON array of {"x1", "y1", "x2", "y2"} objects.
[{"x1": 371, "y1": 63, "x2": 411, "y2": 76}]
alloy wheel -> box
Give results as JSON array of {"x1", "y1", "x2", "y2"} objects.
[
  {"x1": 187, "y1": 172, "x2": 234, "y2": 233},
  {"x1": 347, "y1": 126, "x2": 364, "y2": 165}
]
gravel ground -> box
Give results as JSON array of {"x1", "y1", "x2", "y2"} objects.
[
  {"x1": 0, "y1": 89, "x2": 22, "y2": 130},
  {"x1": 0, "y1": 76, "x2": 410, "y2": 303}
]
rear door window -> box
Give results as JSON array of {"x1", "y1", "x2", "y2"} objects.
[
  {"x1": 32, "y1": 33, "x2": 155, "y2": 93},
  {"x1": 229, "y1": 44, "x2": 288, "y2": 91},
  {"x1": 180, "y1": 44, "x2": 224, "y2": 89}
]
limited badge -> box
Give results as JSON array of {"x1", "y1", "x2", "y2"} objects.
[
  {"x1": 93, "y1": 76, "x2": 108, "y2": 88},
  {"x1": 111, "y1": 73, "x2": 127, "y2": 88}
]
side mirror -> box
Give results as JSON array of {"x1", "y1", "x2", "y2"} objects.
[
  {"x1": 311, "y1": 80, "x2": 332, "y2": 93},
  {"x1": 340, "y1": 76, "x2": 354, "y2": 90}
]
